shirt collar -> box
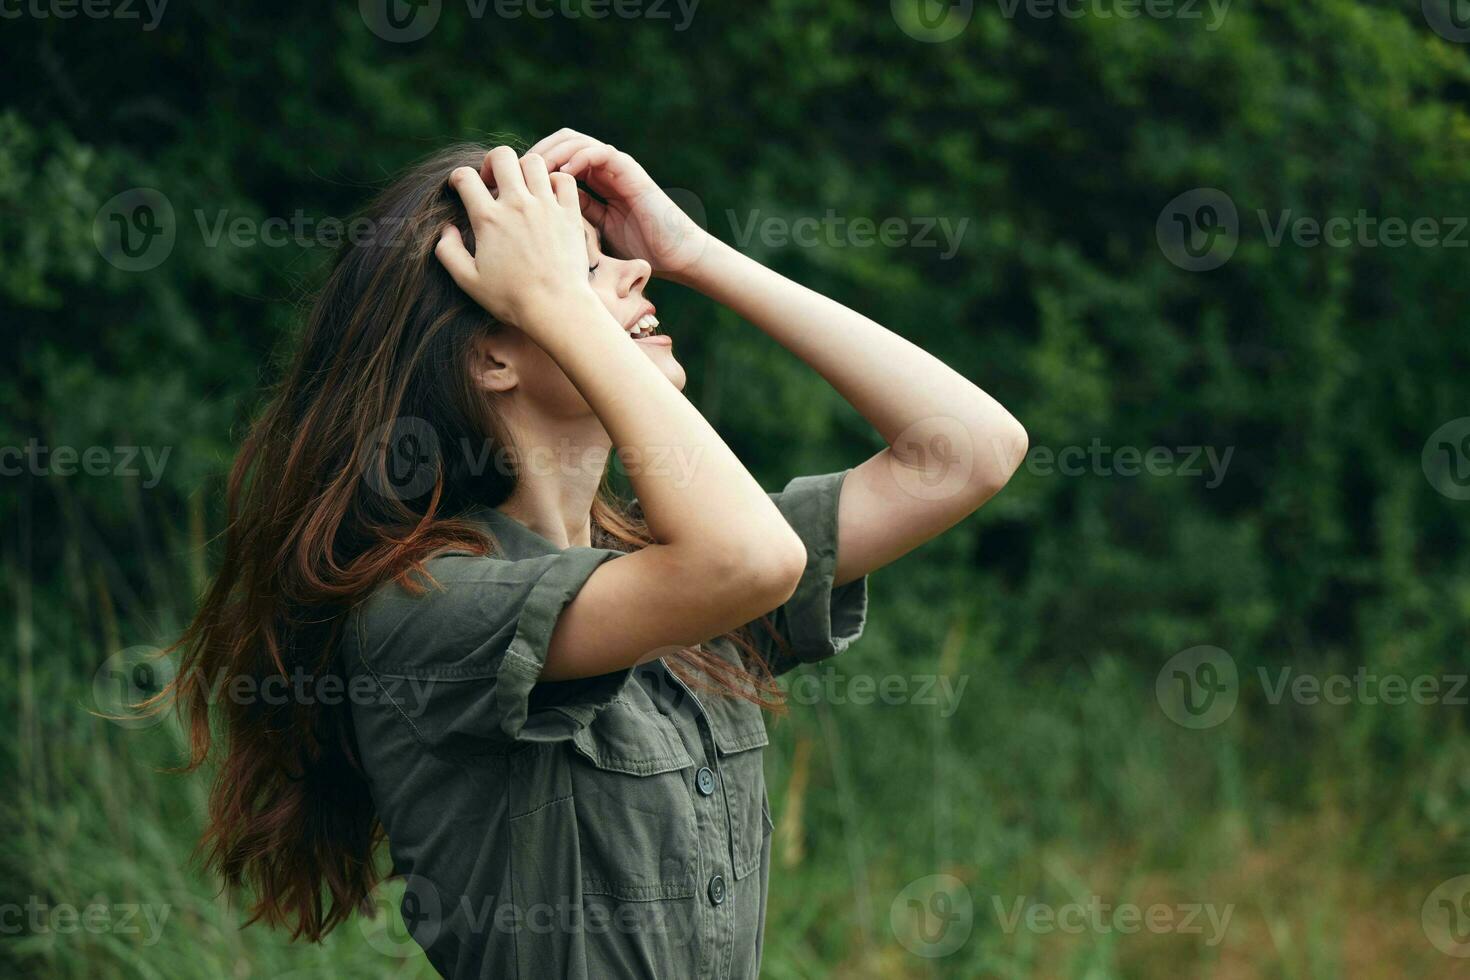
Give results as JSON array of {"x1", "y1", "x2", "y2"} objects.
[{"x1": 464, "y1": 505, "x2": 564, "y2": 562}]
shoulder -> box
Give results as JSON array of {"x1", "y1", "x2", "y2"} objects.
[{"x1": 346, "y1": 553, "x2": 555, "y2": 664}]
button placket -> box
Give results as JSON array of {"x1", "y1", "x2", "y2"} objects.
[{"x1": 652, "y1": 662, "x2": 737, "y2": 978}]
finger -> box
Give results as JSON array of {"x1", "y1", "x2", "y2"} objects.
[
  {"x1": 537, "y1": 134, "x2": 595, "y2": 172},
  {"x1": 447, "y1": 166, "x2": 496, "y2": 225},
  {"x1": 549, "y1": 171, "x2": 580, "y2": 210},
  {"x1": 577, "y1": 188, "x2": 607, "y2": 228},
  {"x1": 483, "y1": 145, "x2": 527, "y2": 198},
  {"x1": 520, "y1": 152, "x2": 554, "y2": 198},
  {"x1": 434, "y1": 224, "x2": 477, "y2": 286},
  {"x1": 558, "y1": 144, "x2": 615, "y2": 180},
  {"x1": 529, "y1": 127, "x2": 587, "y2": 157}
]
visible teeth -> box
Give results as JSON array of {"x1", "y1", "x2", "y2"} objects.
[{"x1": 629, "y1": 313, "x2": 659, "y2": 339}]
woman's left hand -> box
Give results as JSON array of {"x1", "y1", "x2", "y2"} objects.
[{"x1": 527, "y1": 129, "x2": 710, "y2": 278}]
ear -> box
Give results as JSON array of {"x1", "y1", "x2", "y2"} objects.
[{"x1": 469, "y1": 333, "x2": 518, "y2": 394}]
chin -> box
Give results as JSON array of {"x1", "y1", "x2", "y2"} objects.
[{"x1": 645, "y1": 346, "x2": 686, "y2": 390}]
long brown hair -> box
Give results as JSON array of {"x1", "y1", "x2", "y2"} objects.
[{"x1": 166, "y1": 143, "x2": 782, "y2": 943}]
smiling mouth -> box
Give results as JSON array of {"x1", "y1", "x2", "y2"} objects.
[{"x1": 628, "y1": 312, "x2": 660, "y2": 339}]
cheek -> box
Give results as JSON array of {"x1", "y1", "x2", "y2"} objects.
[{"x1": 589, "y1": 280, "x2": 621, "y2": 318}]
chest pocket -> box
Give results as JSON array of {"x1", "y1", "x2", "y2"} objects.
[
  {"x1": 703, "y1": 691, "x2": 772, "y2": 881},
  {"x1": 568, "y1": 685, "x2": 699, "y2": 901}
]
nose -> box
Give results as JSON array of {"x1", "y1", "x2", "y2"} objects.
[{"x1": 614, "y1": 256, "x2": 652, "y2": 298}]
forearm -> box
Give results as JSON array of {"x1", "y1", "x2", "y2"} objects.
[
  {"x1": 528, "y1": 291, "x2": 796, "y2": 555},
  {"x1": 681, "y1": 237, "x2": 1027, "y2": 478}
]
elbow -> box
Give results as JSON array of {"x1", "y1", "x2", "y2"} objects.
[
  {"x1": 971, "y1": 417, "x2": 1028, "y2": 501},
  {"x1": 1002, "y1": 418, "x2": 1029, "y2": 475},
  {"x1": 711, "y1": 525, "x2": 807, "y2": 611}
]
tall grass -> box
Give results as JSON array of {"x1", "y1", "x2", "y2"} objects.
[{"x1": 3, "y1": 504, "x2": 1466, "y2": 978}]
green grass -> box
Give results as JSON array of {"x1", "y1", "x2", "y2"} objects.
[{"x1": 4, "y1": 563, "x2": 1468, "y2": 979}]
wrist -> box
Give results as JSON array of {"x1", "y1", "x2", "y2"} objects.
[
  {"x1": 513, "y1": 289, "x2": 625, "y2": 362},
  {"x1": 516, "y1": 285, "x2": 609, "y2": 336},
  {"x1": 660, "y1": 230, "x2": 731, "y2": 289},
  {"x1": 666, "y1": 234, "x2": 754, "y2": 296}
]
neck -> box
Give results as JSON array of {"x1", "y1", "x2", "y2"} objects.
[{"x1": 496, "y1": 416, "x2": 611, "y2": 549}]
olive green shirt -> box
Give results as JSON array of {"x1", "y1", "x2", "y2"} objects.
[{"x1": 346, "y1": 470, "x2": 868, "y2": 979}]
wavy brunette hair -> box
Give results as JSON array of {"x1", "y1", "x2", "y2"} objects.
[{"x1": 166, "y1": 144, "x2": 783, "y2": 942}]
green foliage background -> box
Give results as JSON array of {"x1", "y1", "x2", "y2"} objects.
[{"x1": 3, "y1": 0, "x2": 1470, "y2": 976}]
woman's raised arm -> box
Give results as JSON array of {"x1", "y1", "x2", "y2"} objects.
[
  {"x1": 436, "y1": 148, "x2": 807, "y2": 680},
  {"x1": 678, "y1": 237, "x2": 1028, "y2": 587}
]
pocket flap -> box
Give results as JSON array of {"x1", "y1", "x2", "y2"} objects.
[
  {"x1": 704, "y1": 695, "x2": 771, "y2": 756},
  {"x1": 569, "y1": 699, "x2": 693, "y2": 776}
]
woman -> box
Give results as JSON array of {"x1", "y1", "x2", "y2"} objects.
[{"x1": 172, "y1": 130, "x2": 1026, "y2": 978}]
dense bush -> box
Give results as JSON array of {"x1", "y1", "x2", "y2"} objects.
[{"x1": 3, "y1": 1, "x2": 1469, "y2": 975}]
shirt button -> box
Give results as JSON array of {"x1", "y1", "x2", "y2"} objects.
[
  {"x1": 695, "y1": 767, "x2": 716, "y2": 796},
  {"x1": 708, "y1": 874, "x2": 726, "y2": 905}
]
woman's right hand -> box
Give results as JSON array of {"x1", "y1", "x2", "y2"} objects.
[{"x1": 436, "y1": 146, "x2": 595, "y2": 334}]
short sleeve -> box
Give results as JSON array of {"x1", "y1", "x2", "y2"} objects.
[
  {"x1": 347, "y1": 546, "x2": 631, "y2": 754},
  {"x1": 757, "y1": 470, "x2": 869, "y2": 676}
]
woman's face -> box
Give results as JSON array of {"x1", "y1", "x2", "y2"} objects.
[
  {"x1": 581, "y1": 218, "x2": 685, "y2": 390},
  {"x1": 479, "y1": 216, "x2": 686, "y2": 428}
]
